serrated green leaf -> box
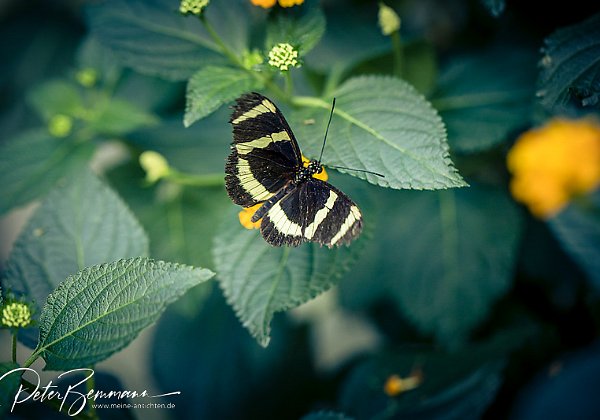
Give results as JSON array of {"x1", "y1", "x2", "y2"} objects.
[
  {"x1": 0, "y1": 362, "x2": 21, "y2": 417},
  {"x1": 0, "y1": 129, "x2": 94, "y2": 215},
  {"x1": 87, "y1": 0, "x2": 254, "y2": 81},
  {"x1": 265, "y1": 7, "x2": 326, "y2": 56},
  {"x1": 27, "y1": 80, "x2": 82, "y2": 121},
  {"x1": 548, "y1": 191, "x2": 600, "y2": 291},
  {"x1": 213, "y1": 207, "x2": 363, "y2": 347},
  {"x1": 90, "y1": 98, "x2": 158, "y2": 136},
  {"x1": 538, "y1": 13, "x2": 600, "y2": 111},
  {"x1": 292, "y1": 76, "x2": 466, "y2": 190},
  {"x1": 432, "y1": 49, "x2": 536, "y2": 153},
  {"x1": 34, "y1": 257, "x2": 214, "y2": 370},
  {"x1": 383, "y1": 185, "x2": 522, "y2": 345},
  {"x1": 184, "y1": 66, "x2": 262, "y2": 127},
  {"x1": 339, "y1": 341, "x2": 509, "y2": 420},
  {"x1": 3, "y1": 169, "x2": 148, "y2": 347}
]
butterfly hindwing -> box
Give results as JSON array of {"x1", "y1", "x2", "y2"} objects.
[
  {"x1": 260, "y1": 178, "x2": 363, "y2": 248},
  {"x1": 226, "y1": 93, "x2": 301, "y2": 207}
]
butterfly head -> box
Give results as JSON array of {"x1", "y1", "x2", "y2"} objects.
[{"x1": 296, "y1": 160, "x2": 324, "y2": 183}]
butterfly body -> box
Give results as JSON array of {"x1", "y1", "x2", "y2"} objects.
[{"x1": 226, "y1": 93, "x2": 362, "y2": 248}]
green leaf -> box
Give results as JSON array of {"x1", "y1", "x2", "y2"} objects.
[
  {"x1": 87, "y1": 0, "x2": 254, "y2": 81},
  {"x1": 538, "y1": 13, "x2": 600, "y2": 111},
  {"x1": 184, "y1": 65, "x2": 262, "y2": 127},
  {"x1": 89, "y1": 98, "x2": 158, "y2": 136},
  {"x1": 339, "y1": 340, "x2": 511, "y2": 420},
  {"x1": 431, "y1": 49, "x2": 536, "y2": 153},
  {"x1": 34, "y1": 257, "x2": 214, "y2": 370},
  {"x1": 548, "y1": 192, "x2": 600, "y2": 291},
  {"x1": 383, "y1": 185, "x2": 522, "y2": 345},
  {"x1": 3, "y1": 169, "x2": 148, "y2": 347},
  {"x1": 0, "y1": 362, "x2": 21, "y2": 417},
  {"x1": 0, "y1": 129, "x2": 93, "y2": 215},
  {"x1": 27, "y1": 80, "x2": 82, "y2": 121},
  {"x1": 265, "y1": 7, "x2": 326, "y2": 56},
  {"x1": 213, "y1": 207, "x2": 364, "y2": 347},
  {"x1": 292, "y1": 76, "x2": 466, "y2": 190}
]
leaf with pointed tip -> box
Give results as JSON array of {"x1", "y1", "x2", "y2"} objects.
[
  {"x1": 0, "y1": 130, "x2": 93, "y2": 215},
  {"x1": 265, "y1": 7, "x2": 326, "y2": 56},
  {"x1": 35, "y1": 257, "x2": 214, "y2": 370},
  {"x1": 2, "y1": 169, "x2": 148, "y2": 347},
  {"x1": 537, "y1": 13, "x2": 600, "y2": 111},
  {"x1": 184, "y1": 65, "x2": 262, "y2": 127},
  {"x1": 213, "y1": 207, "x2": 364, "y2": 347},
  {"x1": 292, "y1": 76, "x2": 466, "y2": 190}
]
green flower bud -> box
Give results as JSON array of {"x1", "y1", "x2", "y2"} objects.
[
  {"x1": 180, "y1": 0, "x2": 209, "y2": 16},
  {"x1": 140, "y1": 151, "x2": 170, "y2": 183},
  {"x1": 1, "y1": 302, "x2": 32, "y2": 328},
  {"x1": 268, "y1": 43, "x2": 300, "y2": 71},
  {"x1": 378, "y1": 2, "x2": 401, "y2": 36},
  {"x1": 48, "y1": 114, "x2": 73, "y2": 138}
]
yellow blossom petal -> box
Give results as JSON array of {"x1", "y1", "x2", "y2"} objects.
[
  {"x1": 507, "y1": 117, "x2": 600, "y2": 218},
  {"x1": 278, "y1": 0, "x2": 304, "y2": 7},
  {"x1": 239, "y1": 203, "x2": 263, "y2": 229},
  {"x1": 250, "y1": 0, "x2": 277, "y2": 8}
]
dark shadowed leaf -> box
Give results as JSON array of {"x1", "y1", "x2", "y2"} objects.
[{"x1": 0, "y1": 362, "x2": 21, "y2": 417}]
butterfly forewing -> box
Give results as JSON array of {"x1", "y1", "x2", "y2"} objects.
[
  {"x1": 226, "y1": 93, "x2": 301, "y2": 207},
  {"x1": 227, "y1": 92, "x2": 363, "y2": 247}
]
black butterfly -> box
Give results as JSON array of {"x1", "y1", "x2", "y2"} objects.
[{"x1": 225, "y1": 93, "x2": 364, "y2": 247}]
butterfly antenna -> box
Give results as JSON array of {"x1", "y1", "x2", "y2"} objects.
[
  {"x1": 318, "y1": 97, "x2": 336, "y2": 163},
  {"x1": 326, "y1": 165, "x2": 385, "y2": 178}
]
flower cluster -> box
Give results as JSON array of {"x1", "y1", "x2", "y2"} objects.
[
  {"x1": 1, "y1": 301, "x2": 32, "y2": 328},
  {"x1": 238, "y1": 156, "x2": 328, "y2": 229},
  {"x1": 250, "y1": 0, "x2": 304, "y2": 8},
  {"x1": 268, "y1": 43, "x2": 300, "y2": 71},
  {"x1": 507, "y1": 118, "x2": 600, "y2": 218},
  {"x1": 179, "y1": 0, "x2": 209, "y2": 16}
]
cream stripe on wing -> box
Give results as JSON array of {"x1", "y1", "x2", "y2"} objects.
[
  {"x1": 237, "y1": 158, "x2": 272, "y2": 201},
  {"x1": 235, "y1": 131, "x2": 290, "y2": 154},
  {"x1": 268, "y1": 202, "x2": 302, "y2": 237},
  {"x1": 330, "y1": 205, "x2": 361, "y2": 245},
  {"x1": 232, "y1": 99, "x2": 277, "y2": 124},
  {"x1": 304, "y1": 190, "x2": 338, "y2": 240}
]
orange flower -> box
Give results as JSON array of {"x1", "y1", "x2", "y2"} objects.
[
  {"x1": 238, "y1": 156, "x2": 328, "y2": 229},
  {"x1": 250, "y1": 0, "x2": 304, "y2": 8},
  {"x1": 383, "y1": 369, "x2": 423, "y2": 397},
  {"x1": 507, "y1": 118, "x2": 600, "y2": 218}
]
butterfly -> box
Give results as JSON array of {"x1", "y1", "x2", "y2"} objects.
[{"x1": 225, "y1": 92, "x2": 367, "y2": 247}]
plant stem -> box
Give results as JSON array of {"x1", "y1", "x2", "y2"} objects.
[
  {"x1": 11, "y1": 332, "x2": 17, "y2": 363},
  {"x1": 391, "y1": 30, "x2": 403, "y2": 78},
  {"x1": 22, "y1": 352, "x2": 38, "y2": 368},
  {"x1": 199, "y1": 14, "x2": 288, "y2": 102},
  {"x1": 284, "y1": 71, "x2": 293, "y2": 96}
]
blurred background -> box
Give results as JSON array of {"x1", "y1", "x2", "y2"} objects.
[{"x1": 1, "y1": 0, "x2": 600, "y2": 419}]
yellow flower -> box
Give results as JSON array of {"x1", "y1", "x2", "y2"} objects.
[
  {"x1": 238, "y1": 156, "x2": 328, "y2": 229},
  {"x1": 378, "y1": 2, "x2": 401, "y2": 36},
  {"x1": 48, "y1": 114, "x2": 73, "y2": 138},
  {"x1": 139, "y1": 151, "x2": 170, "y2": 183},
  {"x1": 507, "y1": 118, "x2": 600, "y2": 218},
  {"x1": 180, "y1": 0, "x2": 208, "y2": 15},
  {"x1": 2, "y1": 302, "x2": 32, "y2": 328},
  {"x1": 383, "y1": 370, "x2": 423, "y2": 397},
  {"x1": 250, "y1": 0, "x2": 303, "y2": 8},
  {"x1": 268, "y1": 43, "x2": 300, "y2": 71}
]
